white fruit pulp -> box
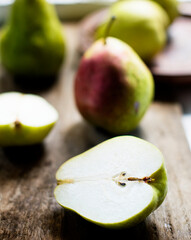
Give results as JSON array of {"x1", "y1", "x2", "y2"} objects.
[
  {"x1": 56, "y1": 178, "x2": 153, "y2": 223},
  {"x1": 0, "y1": 92, "x2": 58, "y2": 127},
  {"x1": 55, "y1": 137, "x2": 163, "y2": 224}
]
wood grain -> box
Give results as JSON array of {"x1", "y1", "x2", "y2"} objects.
[{"x1": 0, "y1": 24, "x2": 191, "y2": 240}]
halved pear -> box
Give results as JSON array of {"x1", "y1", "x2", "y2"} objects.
[
  {"x1": 54, "y1": 136, "x2": 167, "y2": 229},
  {"x1": 0, "y1": 92, "x2": 58, "y2": 146}
]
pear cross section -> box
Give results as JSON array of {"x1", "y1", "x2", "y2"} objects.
[
  {"x1": 55, "y1": 136, "x2": 167, "y2": 228},
  {"x1": 0, "y1": 92, "x2": 58, "y2": 146}
]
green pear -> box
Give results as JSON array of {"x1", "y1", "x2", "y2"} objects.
[
  {"x1": 95, "y1": 1, "x2": 169, "y2": 61},
  {"x1": 55, "y1": 136, "x2": 167, "y2": 229},
  {"x1": 150, "y1": 0, "x2": 179, "y2": 23},
  {"x1": 0, "y1": 0, "x2": 65, "y2": 78},
  {"x1": 0, "y1": 92, "x2": 58, "y2": 146},
  {"x1": 75, "y1": 37, "x2": 154, "y2": 134},
  {"x1": 118, "y1": 0, "x2": 179, "y2": 23}
]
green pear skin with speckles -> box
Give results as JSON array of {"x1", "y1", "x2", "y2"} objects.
[
  {"x1": 0, "y1": 0, "x2": 65, "y2": 77},
  {"x1": 75, "y1": 37, "x2": 154, "y2": 134}
]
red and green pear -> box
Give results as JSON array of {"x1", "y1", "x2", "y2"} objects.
[{"x1": 75, "y1": 37, "x2": 154, "y2": 134}]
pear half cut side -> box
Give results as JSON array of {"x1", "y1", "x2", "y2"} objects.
[
  {"x1": 0, "y1": 92, "x2": 58, "y2": 146},
  {"x1": 54, "y1": 136, "x2": 167, "y2": 229}
]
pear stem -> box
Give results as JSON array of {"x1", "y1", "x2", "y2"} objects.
[
  {"x1": 14, "y1": 120, "x2": 21, "y2": 129},
  {"x1": 127, "y1": 177, "x2": 154, "y2": 183},
  {"x1": 103, "y1": 16, "x2": 116, "y2": 45}
]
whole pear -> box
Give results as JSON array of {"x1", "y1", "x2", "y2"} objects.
[
  {"x1": 75, "y1": 37, "x2": 154, "y2": 134},
  {"x1": 0, "y1": 0, "x2": 65, "y2": 78},
  {"x1": 95, "y1": 1, "x2": 169, "y2": 61}
]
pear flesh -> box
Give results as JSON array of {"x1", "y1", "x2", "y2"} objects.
[
  {"x1": 55, "y1": 136, "x2": 167, "y2": 228},
  {"x1": 0, "y1": 92, "x2": 58, "y2": 146}
]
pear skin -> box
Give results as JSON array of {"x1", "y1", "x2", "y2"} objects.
[
  {"x1": 75, "y1": 37, "x2": 154, "y2": 134},
  {"x1": 0, "y1": 0, "x2": 66, "y2": 78},
  {"x1": 151, "y1": 0, "x2": 179, "y2": 23},
  {"x1": 95, "y1": 1, "x2": 169, "y2": 61}
]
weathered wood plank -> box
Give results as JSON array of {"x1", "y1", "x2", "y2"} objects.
[
  {"x1": 141, "y1": 103, "x2": 191, "y2": 240},
  {"x1": 0, "y1": 24, "x2": 191, "y2": 240}
]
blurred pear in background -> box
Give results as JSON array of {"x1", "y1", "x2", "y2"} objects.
[
  {"x1": 118, "y1": 0, "x2": 179, "y2": 23},
  {"x1": 95, "y1": 1, "x2": 170, "y2": 62},
  {"x1": 0, "y1": 0, "x2": 66, "y2": 80},
  {"x1": 150, "y1": 0, "x2": 179, "y2": 23}
]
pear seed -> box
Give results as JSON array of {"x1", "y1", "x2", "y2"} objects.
[{"x1": 119, "y1": 182, "x2": 126, "y2": 187}]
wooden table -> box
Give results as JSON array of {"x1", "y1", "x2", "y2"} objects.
[{"x1": 0, "y1": 24, "x2": 191, "y2": 240}]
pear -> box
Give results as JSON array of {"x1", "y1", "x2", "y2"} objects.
[
  {"x1": 0, "y1": 0, "x2": 65, "y2": 78},
  {"x1": 0, "y1": 92, "x2": 58, "y2": 146},
  {"x1": 95, "y1": 1, "x2": 169, "y2": 61},
  {"x1": 118, "y1": 0, "x2": 179, "y2": 23},
  {"x1": 75, "y1": 36, "x2": 154, "y2": 134},
  {"x1": 55, "y1": 136, "x2": 167, "y2": 228},
  {"x1": 150, "y1": 0, "x2": 179, "y2": 23}
]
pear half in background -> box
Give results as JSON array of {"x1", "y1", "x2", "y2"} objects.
[
  {"x1": 55, "y1": 136, "x2": 168, "y2": 229},
  {"x1": 0, "y1": 92, "x2": 58, "y2": 146},
  {"x1": 0, "y1": 0, "x2": 65, "y2": 79},
  {"x1": 95, "y1": 1, "x2": 170, "y2": 61}
]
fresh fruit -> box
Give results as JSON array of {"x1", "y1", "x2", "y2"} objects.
[
  {"x1": 95, "y1": 1, "x2": 169, "y2": 61},
  {"x1": 150, "y1": 0, "x2": 179, "y2": 23},
  {"x1": 55, "y1": 136, "x2": 167, "y2": 228},
  {"x1": 0, "y1": 92, "x2": 58, "y2": 146},
  {"x1": 0, "y1": 0, "x2": 65, "y2": 78},
  {"x1": 75, "y1": 35, "x2": 154, "y2": 134},
  {"x1": 118, "y1": 0, "x2": 178, "y2": 23}
]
